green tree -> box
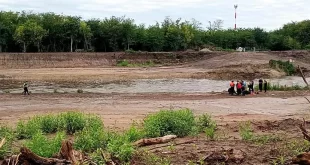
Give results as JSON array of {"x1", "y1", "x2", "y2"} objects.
[
  {"x1": 63, "y1": 16, "x2": 80, "y2": 52},
  {"x1": 79, "y1": 21, "x2": 93, "y2": 50}
]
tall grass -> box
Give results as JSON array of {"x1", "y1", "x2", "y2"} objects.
[
  {"x1": 117, "y1": 59, "x2": 155, "y2": 67},
  {"x1": 17, "y1": 112, "x2": 96, "y2": 139},
  {"x1": 0, "y1": 126, "x2": 14, "y2": 159},
  {"x1": 25, "y1": 131, "x2": 66, "y2": 157},
  {"x1": 254, "y1": 83, "x2": 308, "y2": 91},
  {"x1": 143, "y1": 109, "x2": 196, "y2": 138}
]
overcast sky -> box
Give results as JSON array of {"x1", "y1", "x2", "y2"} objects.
[{"x1": 0, "y1": 0, "x2": 309, "y2": 31}]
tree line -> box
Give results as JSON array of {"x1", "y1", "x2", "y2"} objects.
[{"x1": 0, "y1": 11, "x2": 310, "y2": 52}]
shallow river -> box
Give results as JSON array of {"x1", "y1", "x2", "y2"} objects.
[{"x1": 2, "y1": 76, "x2": 309, "y2": 94}]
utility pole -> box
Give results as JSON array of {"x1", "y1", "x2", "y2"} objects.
[{"x1": 234, "y1": 4, "x2": 238, "y2": 30}]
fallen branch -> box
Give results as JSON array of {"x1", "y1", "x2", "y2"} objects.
[
  {"x1": 134, "y1": 135, "x2": 177, "y2": 147},
  {"x1": 292, "y1": 119, "x2": 310, "y2": 165},
  {"x1": 298, "y1": 65, "x2": 309, "y2": 87},
  {"x1": 299, "y1": 118, "x2": 310, "y2": 142},
  {"x1": 305, "y1": 97, "x2": 310, "y2": 104},
  {"x1": 148, "y1": 140, "x2": 195, "y2": 151},
  {"x1": 0, "y1": 138, "x2": 5, "y2": 149}
]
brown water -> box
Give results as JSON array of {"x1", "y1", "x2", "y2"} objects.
[{"x1": 1, "y1": 76, "x2": 308, "y2": 94}]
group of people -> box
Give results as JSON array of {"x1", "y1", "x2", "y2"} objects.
[{"x1": 228, "y1": 79, "x2": 268, "y2": 96}]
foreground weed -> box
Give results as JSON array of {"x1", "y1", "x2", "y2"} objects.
[
  {"x1": 90, "y1": 149, "x2": 106, "y2": 164},
  {"x1": 143, "y1": 109, "x2": 195, "y2": 137},
  {"x1": 74, "y1": 116, "x2": 106, "y2": 152},
  {"x1": 205, "y1": 124, "x2": 217, "y2": 140},
  {"x1": 134, "y1": 150, "x2": 171, "y2": 165},
  {"x1": 0, "y1": 126, "x2": 14, "y2": 159},
  {"x1": 124, "y1": 123, "x2": 145, "y2": 142},
  {"x1": 252, "y1": 134, "x2": 281, "y2": 145},
  {"x1": 238, "y1": 121, "x2": 253, "y2": 141},
  {"x1": 59, "y1": 112, "x2": 87, "y2": 134},
  {"x1": 107, "y1": 133, "x2": 135, "y2": 162},
  {"x1": 196, "y1": 113, "x2": 216, "y2": 132},
  {"x1": 25, "y1": 131, "x2": 66, "y2": 157},
  {"x1": 16, "y1": 117, "x2": 41, "y2": 139}
]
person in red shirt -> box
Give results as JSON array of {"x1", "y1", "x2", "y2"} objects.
[
  {"x1": 229, "y1": 81, "x2": 235, "y2": 95},
  {"x1": 237, "y1": 81, "x2": 242, "y2": 95}
]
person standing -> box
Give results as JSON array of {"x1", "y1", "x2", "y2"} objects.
[
  {"x1": 229, "y1": 81, "x2": 235, "y2": 95},
  {"x1": 259, "y1": 78, "x2": 263, "y2": 92},
  {"x1": 237, "y1": 81, "x2": 242, "y2": 95},
  {"x1": 23, "y1": 81, "x2": 29, "y2": 95},
  {"x1": 264, "y1": 80, "x2": 268, "y2": 93}
]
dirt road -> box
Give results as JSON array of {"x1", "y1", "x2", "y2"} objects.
[{"x1": 1, "y1": 92, "x2": 309, "y2": 129}]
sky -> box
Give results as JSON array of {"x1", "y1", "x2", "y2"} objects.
[{"x1": 0, "y1": 0, "x2": 309, "y2": 31}]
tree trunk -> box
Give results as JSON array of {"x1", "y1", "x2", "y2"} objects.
[
  {"x1": 37, "y1": 42, "x2": 40, "y2": 52},
  {"x1": 23, "y1": 42, "x2": 26, "y2": 52},
  {"x1": 70, "y1": 36, "x2": 73, "y2": 52}
]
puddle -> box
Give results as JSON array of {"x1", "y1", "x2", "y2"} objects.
[{"x1": 1, "y1": 76, "x2": 309, "y2": 94}]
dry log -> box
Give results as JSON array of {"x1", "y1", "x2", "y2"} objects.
[
  {"x1": 18, "y1": 147, "x2": 71, "y2": 165},
  {"x1": 293, "y1": 119, "x2": 310, "y2": 165},
  {"x1": 133, "y1": 135, "x2": 177, "y2": 147},
  {"x1": 298, "y1": 65, "x2": 309, "y2": 87},
  {"x1": 0, "y1": 138, "x2": 5, "y2": 149}
]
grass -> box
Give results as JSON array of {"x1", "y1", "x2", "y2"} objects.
[
  {"x1": 0, "y1": 126, "x2": 14, "y2": 159},
  {"x1": 133, "y1": 150, "x2": 171, "y2": 165},
  {"x1": 117, "y1": 59, "x2": 155, "y2": 67},
  {"x1": 25, "y1": 131, "x2": 66, "y2": 157},
  {"x1": 16, "y1": 112, "x2": 96, "y2": 139},
  {"x1": 254, "y1": 83, "x2": 308, "y2": 91},
  {"x1": 269, "y1": 59, "x2": 296, "y2": 76},
  {"x1": 238, "y1": 121, "x2": 254, "y2": 141},
  {"x1": 143, "y1": 109, "x2": 196, "y2": 138}
]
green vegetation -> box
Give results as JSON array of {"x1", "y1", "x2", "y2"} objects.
[
  {"x1": 254, "y1": 83, "x2": 308, "y2": 91},
  {"x1": 143, "y1": 109, "x2": 196, "y2": 137},
  {"x1": 1, "y1": 11, "x2": 310, "y2": 52},
  {"x1": 239, "y1": 121, "x2": 281, "y2": 145},
  {"x1": 239, "y1": 121, "x2": 254, "y2": 141},
  {"x1": 25, "y1": 131, "x2": 66, "y2": 157},
  {"x1": 0, "y1": 126, "x2": 14, "y2": 159},
  {"x1": 269, "y1": 60, "x2": 296, "y2": 76},
  {"x1": 117, "y1": 59, "x2": 155, "y2": 67}
]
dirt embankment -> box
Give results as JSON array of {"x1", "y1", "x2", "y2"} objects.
[
  {"x1": 0, "y1": 52, "x2": 216, "y2": 69},
  {"x1": 1, "y1": 51, "x2": 310, "y2": 83}
]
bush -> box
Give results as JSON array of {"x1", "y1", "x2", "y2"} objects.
[
  {"x1": 124, "y1": 123, "x2": 145, "y2": 142},
  {"x1": 17, "y1": 112, "x2": 92, "y2": 139},
  {"x1": 59, "y1": 112, "x2": 87, "y2": 134},
  {"x1": 107, "y1": 133, "x2": 135, "y2": 162},
  {"x1": 0, "y1": 126, "x2": 15, "y2": 159},
  {"x1": 16, "y1": 118, "x2": 41, "y2": 139},
  {"x1": 117, "y1": 59, "x2": 129, "y2": 67},
  {"x1": 143, "y1": 109, "x2": 195, "y2": 137},
  {"x1": 205, "y1": 125, "x2": 216, "y2": 140},
  {"x1": 25, "y1": 131, "x2": 66, "y2": 157},
  {"x1": 196, "y1": 113, "x2": 216, "y2": 132},
  {"x1": 74, "y1": 116, "x2": 106, "y2": 152}
]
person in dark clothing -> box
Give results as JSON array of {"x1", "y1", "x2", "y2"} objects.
[
  {"x1": 259, "y1": 79, "x2": 263, "y2": 92},
  {"x1": 264, "y1": 80, "x2": 268, "y2": 93},
  {"x1": 23, "y1": 81, "x2": 29, "y2": 95},
  {"x1": 249, "y1": 80, "x2": 254, "y2": 94},
  {"x1": 229, "y1": 81, "x2": 235, "y2": 95}
]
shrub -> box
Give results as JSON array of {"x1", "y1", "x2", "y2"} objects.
[
  {"x1": 59, "y1": 112, "x2": 87, "y2": 134},
  {"x1": 205, "y1": 124, "x2": 216, "y2": 140},
  {"x1": 40, "y1": 115, "x2": 59, "y2": 134},
  {"x1": 117, "y1": 60, "x2": 129, "y2": 67},
  {"x1": 0, "y1": 126, "x2": 14, "y2": 159},
  {"x1": 239, "y1": 121, "x2": 253, "y2": 141},
  {"x1": 74, "y1": 116, "x2": 106, "y2": 152},
  {"x1": 107, "y1": 133, "x2": 135, "y2": 162},
  {"x1": 25, "y1": 131, "x2": 66, "y2": 157},
  {"x1": 196, "y1": 113, "x2": 216, "y2": 132},
  {"x1": 16, "y1": 118, "x2": 41, "y2": 139},
  {"x1": 124, "y1": 123, "x2": 145, "y2": 142},
  {"x1": 143, "y1": 109, "x2": 196, "y2": 137},
  {"x1": 90, "y1": 149, "x2": 106, "y2": 164}
]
